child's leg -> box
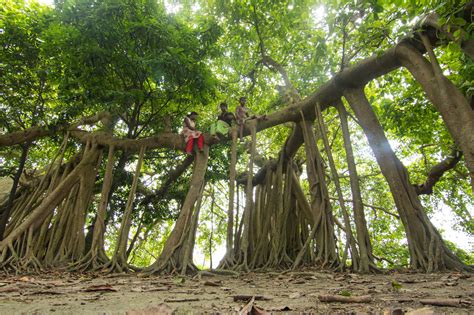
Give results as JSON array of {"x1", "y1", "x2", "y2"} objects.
[
  {"x1": 186, "y1": 137, "x2": 194, "y2": 154},
  {"x1": 197, "y1": 135, "x2": 204, "y2": 151},
  {"x1": 210, "y1": 122, "x2": 217, "y2": 136}
]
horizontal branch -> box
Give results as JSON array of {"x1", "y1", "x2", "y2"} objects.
[
  {"x1": 69, "y1": 129, "x2": 185, "y2": 152},
  {"x1": 0, "y1": 112, "x2": 111, "y2": 147},
  {"x1": 245, "y1": 17, "x2": 457, "y2": 187}
]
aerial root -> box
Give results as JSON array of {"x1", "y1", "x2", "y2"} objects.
[{"x1": 68, "y1": 251, "x2": 110, "y2": 272}]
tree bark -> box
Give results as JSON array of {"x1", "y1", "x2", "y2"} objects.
[
  {"x1": 146, "y1": 146, "x2": 209, "y2": 274},
  {"x1": 414, "y1": 149, "x2": 462, "y2": 195},
  {"x1": 396, "y1": 42, "x2": 474, "y2": 189},
  {"x1": 237, "y1": 120, "x2": 258, "y2": 271},
  {"x1": 219, "y1": 126, "x2": 238, "y2": 268},
  {"x1": 344, "y1": 87, "x2": 470, "y2": 272},
  {"x1": 0, "y1": 143, "x2": 29, "y2": 240},
  {"x1": 0, "y1": 112, "x2": 110, "y2": 147},
  {"x1": 315, "y1": 102, "x2": 359, "y2": 271},
  {"x1": 0, "y1": 145, "x2": 100, "y2": 256},
  {"x1": 336, "y1": 100, "x2": 375, "y2": 273},
  {"x1": 300, "y1": 119, "x2": 339, "y2": 267},
  {"x1": 107, "y1": 146, "x2": 146, "y2": 272}
]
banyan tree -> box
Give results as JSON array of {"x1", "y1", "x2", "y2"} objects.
[{"x1": 0, "y1": 0, "x2": 472, "y2": 275}]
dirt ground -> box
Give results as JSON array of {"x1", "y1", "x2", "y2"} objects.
[{"x1": 0, "y1": 268, "x2": 472, "y2": 314}]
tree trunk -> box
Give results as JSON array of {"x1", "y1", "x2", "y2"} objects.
[
  {"x1": 71, "y1": 145, "x2": 115, "y2": 271},
  {"x1": 146, "y1": 146, "x2": 209, "y2": 274},
  {"x1": 300, "y1": 119, "x2": 339, "y2": 268},
  {"x1": 344, "y1": 87, "x2": 471, "y2": 272},
  {"x1": 396, "y1": 42, "x2": 474, "y2": 189},
  {"x1": 107, "y1": 146, "x2": 145, "y2": 272},
  {"x1": 0, "y1": 146, "x2": 100, "y2": 253},
  {"x1": 219, "y1": 126, "x2": 238, "y2": 269},
  {"x1": 0, "y1": 143, "x2": 29, "y2": 240},
  {"x1": 336, "y1": 100, "x2": 375, "y2": 273},
  {"x1": 236, "y1": 120, "x2": 258, "y2": 271},
  {"x1": 315, "y1": 102, "x2": 359, "y2": 271}
]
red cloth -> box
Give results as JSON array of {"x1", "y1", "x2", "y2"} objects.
[{"x1": 186, "y1": 135, "x2": 204, "y2": 154}]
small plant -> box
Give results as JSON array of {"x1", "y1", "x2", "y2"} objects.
[
  {"x1": 339, "y1": 289, "x2": 352, "y2": 297},
  {"x1": 173, "y1": 277, "x2": 186, "y2": 286},
  {"x1": 391, "y1": 280, "x2": 402, "y2": 292}
]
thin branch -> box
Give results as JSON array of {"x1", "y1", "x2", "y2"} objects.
[{"x1": 329, "y1": 197, "x2": 400, "y2": 219}]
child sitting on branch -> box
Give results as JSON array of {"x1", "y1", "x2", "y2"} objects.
[
  {"x1": 210, "y1": 102, "x2": 236, "y2": 139},
  {"x1": 182, "y1": 111, "x2": 204, "y2": 154},
  {"x1": 235, "y1": 96, "x2": 266, "y2": 141}
]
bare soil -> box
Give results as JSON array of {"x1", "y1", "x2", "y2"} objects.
[{"x1": 0, "y1": 268, "x2": 472, "y2": 314}]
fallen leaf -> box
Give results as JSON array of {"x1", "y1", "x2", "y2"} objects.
[
  {"x1": 445, "y1": 281, "x2": 458, "y2": 287},
  {"x1": 349, "y1": 279, "x2": 368, "y2": 284},
  {"x1": 18, "y1": 276, "x2": 35, "y2": 283},
  {"x1": 367, "y1": 288, "x2": 382, "y2": 294},
  {"x1": 396, "y1": 297, "x2": 414, "y2": 303},
  {"x1": 399, "y1": 279, "x2": 426, "y2": 284}
]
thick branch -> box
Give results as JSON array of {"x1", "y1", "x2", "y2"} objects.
[
  {"x1": 415, "y1": 8, "x2": 474, "y2": 59},
  {"x1": 0, "y1": 112, "x2": 111, "y2": 147},
  {"x1": 70, "y1": 129, "x2": 185, "y2": 152},
  {"x1": 414, "y1": 150, "x2": 462, "y2": 195}
]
